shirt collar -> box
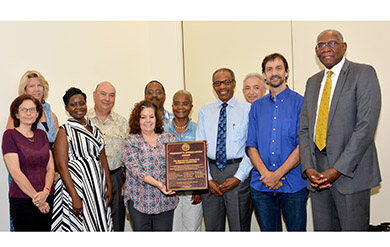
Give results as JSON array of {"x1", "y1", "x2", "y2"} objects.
[
  {"x1": 168, "y1": 118, "x2": 193, "y2": 132},
  {"x1": 163, "y1": 108, "x2": 171, "y2": 119},
  {"x1": 88, "y1": 108, "x2": 115, "y2": 122},
  {"x1": 268, "y1": 85, "x2": 291, "y2": 103},
  {"x1": 326, "y1": 57, "x2": 346, "y2": 77},
  {"x1": 217, "y1": 96, "x2": 237, "y2": 107}
]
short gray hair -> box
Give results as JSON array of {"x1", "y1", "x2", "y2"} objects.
[
  {"x1": 212, "y1": 68, "x2": 235, "y2": 82},
  {"x1": 317, "y1": 29, "x2": 344, "y2": 43},
  {"x1": 243, "y1": 73, "x2": 265, "y2": 89},
  {"x1": 173, "y1": 89, "x2": 193, "y2": 104}
]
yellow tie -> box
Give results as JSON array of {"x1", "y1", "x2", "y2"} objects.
[{"x1": 315, "y1": 70, "x2": 333, "y2": 151}]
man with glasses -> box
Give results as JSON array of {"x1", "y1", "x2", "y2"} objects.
[
  {"x1": 196, "y1": 68, "x2": 253, "y2": 231},
  {"x1": 299, "y1": 29, "x2": 382, "y2": 231},
  {"x1": 144, "y1": 80, "x2": 174, "y2": 125}
]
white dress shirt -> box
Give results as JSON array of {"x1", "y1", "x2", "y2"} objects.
[{"x1": 313, "y1": 57, "x2": 346, "y2": 141}]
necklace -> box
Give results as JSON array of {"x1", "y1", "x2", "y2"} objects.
[
  {"x1": 16, "y1": 128, "x2": 34, "y2": 142},
  {"x1": 174, "y1": 121, "x2": 188, "y2": 130}
]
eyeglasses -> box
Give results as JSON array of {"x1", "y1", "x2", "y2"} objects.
[
  {"x1": 146, "y1": 89, "x2": 164, "y2": 95},
  {"x1": 213, "y1": 79, "x2": 234, "y2": 87},
  {"x1": 316, "y1": 41, "x2": 342, "y2": 49},
  {"x1": 19, "y1": 107, "x2": 37, "y2": 113}
]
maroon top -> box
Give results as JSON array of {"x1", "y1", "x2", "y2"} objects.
[{"x1": 2, "y1": 128, "x2": 53, "y2": 199}]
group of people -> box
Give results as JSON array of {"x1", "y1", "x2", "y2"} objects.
[{"x1": 1, "y1": 29, "x2": 382, "y2": 232}]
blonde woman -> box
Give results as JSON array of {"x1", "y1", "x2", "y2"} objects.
[{"x1": 7, "y1": 70, "x2": 59, "y2": 148}]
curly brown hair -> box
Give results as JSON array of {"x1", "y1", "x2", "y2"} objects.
[{"x1": 129, "y1": 100, "x2": 164, "y2": 134}]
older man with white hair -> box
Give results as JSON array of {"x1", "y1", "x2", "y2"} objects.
[{"x1": 242, "y1": 73, "x2": 266, "y2": 104}]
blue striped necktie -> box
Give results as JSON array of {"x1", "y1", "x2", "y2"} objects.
[{"x1": 216, "y1": 103, "x2": 228, "y2": 171}]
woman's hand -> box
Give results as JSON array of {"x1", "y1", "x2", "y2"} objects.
[
  {"x1": 32, "y1": 190, "x2": 49, "y2": 207},
  {"x1": 191, "y1": 192, "x2": 202, "y2": 205},
  {"x1": 104, "y1": 188, "x2": 113, "y2": 209},
  {"x1": 143, "y1": 176, "x2": 176, "y2": 195},
  {"x1": 156, "y1": 181, "x2": 176, "y2": 196},
  {"x1": 37, "y1": 202, "x2": 50, "y2": 214},
  {"x1": 72, "y1": 194, "x2": 83, "y2": 218},
  {"x1": 53, "y1": 172, "x2": 59, "y2": 184},
  {"x1": 121, "y1": 183, "x2": 125, "y2": 197}
]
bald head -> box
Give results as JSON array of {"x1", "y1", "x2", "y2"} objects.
[
  {"x1": 95, "y1": 81, "x2": 115, "y2": 93},
  {"x1": 316, "y1": 29, "x2": 344, "y2": 44},
  {"x1": 93, "y1": 81, "x2": 116, "y2": 114}
]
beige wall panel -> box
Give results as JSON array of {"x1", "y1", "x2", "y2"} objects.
[{"x1": 183, "y1": 21, "x2": 293, "y2": 122}]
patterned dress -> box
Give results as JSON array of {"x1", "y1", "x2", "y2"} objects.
[{"x1": 51, "y1": 117, "x2": 113, "y2": 231}]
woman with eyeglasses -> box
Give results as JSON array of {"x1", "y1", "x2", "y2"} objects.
[
  {"x1": 2, "y1": 94, "x2": 55, "y2": 231},
  {"x1": 5, "y1": 70, "x2": 59, "y2": 231}
]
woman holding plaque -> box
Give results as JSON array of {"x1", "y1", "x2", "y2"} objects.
[
  {"x1": 121, "y1": 100, "x2": 178, "y2": 231},
  {"x1": 163, "y1": 90, "x2": 202, "y2": 231}
]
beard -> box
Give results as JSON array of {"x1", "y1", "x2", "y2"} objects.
[{"x1": 267, "y1": 75, "x2": 285, "y2": 88}]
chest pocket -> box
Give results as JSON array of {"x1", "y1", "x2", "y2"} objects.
[
  {"x1": 281, "y1": 118, "x2": 298, "y2": 145},
  {"x1": 231, "y1": 120, "x2": 247, "y2": 143}
]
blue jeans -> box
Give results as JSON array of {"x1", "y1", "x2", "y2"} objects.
[
  {"x1": 251, "y1": 187, "x2": 308, "y2": 231},
  {"x1": 8, "y1": 174, "x2": 15, "y2": 232}
]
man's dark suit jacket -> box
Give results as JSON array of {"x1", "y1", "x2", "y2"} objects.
[{"x1": 299, "y1": 59, "x2": 381, "y2": 194}]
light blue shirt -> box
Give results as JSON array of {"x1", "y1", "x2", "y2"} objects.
[
  {"x1": 38, "y1": 102, "x2": 57, "y2": 144},
  {"x1": 196, "y1": 97, "x2": 253, "y2": 182},
  {"x1": 163, "y1": 108, "x2": 175, "y2": 126},
  {"x1": 164, "y1": 118, "x2": 197, "y2": 142}
]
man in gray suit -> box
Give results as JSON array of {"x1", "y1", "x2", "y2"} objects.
[{"x1": 299, "y1": 29, "x2": 381, "y2": 231}]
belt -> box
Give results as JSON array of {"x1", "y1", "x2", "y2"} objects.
[
  {"x1": 110, "y1": 167, "x2": 123, "y2": 174},
  {"x1": 208, "y1": 158, "x2": 243, "y2": 165}
]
